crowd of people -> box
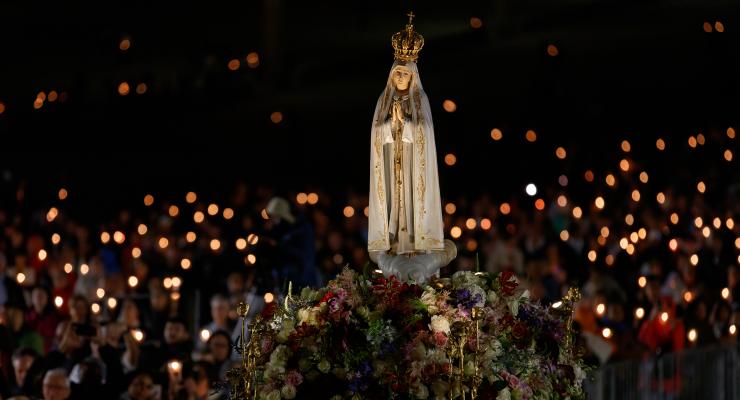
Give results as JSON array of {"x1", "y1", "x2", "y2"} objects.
[{"x1": 0, "y1": 135, "x2": 738, "y2": 399}]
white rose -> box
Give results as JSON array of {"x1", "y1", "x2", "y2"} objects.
[
  {"x1": 281, "y1": 385, "x2": 297, "y2": 399},
  {"x1": 420, "y1": 289, "x2": 439, "y2": 315},
  {"x1": 297, "y1": 308, "x2": 310, "y2": 325},
  {"x1": 265, "y1": 390, "x2": 281, "y2": 400},
  {"x1": 507, "y1": 299, "x2": 519, "y2": 316},
  {"x1": 496, "y1": 387, "x2": 511, "y2": 400},
  {"x1": 487, "y1": 290, "x2": 499, "y2": 305},
  {"x1": 429, "y1": 315, "x2": 450, "y2": 335}
]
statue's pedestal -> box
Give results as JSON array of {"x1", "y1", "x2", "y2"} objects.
[{"x1": 369, "y1": 239, "x2": 457, "y2": 283}]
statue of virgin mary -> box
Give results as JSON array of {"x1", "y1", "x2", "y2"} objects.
[{"x1": 368, "y1": 14, "x2": 456, "y2": 282}]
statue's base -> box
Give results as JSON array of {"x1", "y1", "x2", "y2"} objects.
[{"x1": 369, "y1": 239, "x2": 457, "y2": 283}]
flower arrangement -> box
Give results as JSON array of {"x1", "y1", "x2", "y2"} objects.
[{"x1": 229, "y1": 268, "x2": 586, "y2": 400}]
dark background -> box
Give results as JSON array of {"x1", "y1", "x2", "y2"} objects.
[{"x1": 0, "y1": 0, "x2": 737, "y2": 219}]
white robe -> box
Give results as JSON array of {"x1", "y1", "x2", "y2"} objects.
[{"x1": 368, "y1": 61, "x2": 444, "y2": 254}]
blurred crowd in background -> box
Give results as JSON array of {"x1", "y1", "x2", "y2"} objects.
[{"x1": 0, "y1": 130, "x2": 739, "y2": 400}]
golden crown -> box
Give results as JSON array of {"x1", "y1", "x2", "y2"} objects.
[{"x1": 392, "y1": 12, "x2": 424, "y2": 62}]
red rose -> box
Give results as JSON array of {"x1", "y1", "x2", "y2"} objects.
[
  {"x1": 319, "y1": 290, "x2": 335, "y2": 304},
  {"x1": 433, "y1": 331, "x2": 448, "y2": 347},
  {"x1": 512, "y1": 322, "x2": 531, "y2": 349},
  {"x1": 499, "y1": 271, "x2": 518, "y2": 296}
]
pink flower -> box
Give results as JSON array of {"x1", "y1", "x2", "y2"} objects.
[
  {"x1": 433, "y1": 331, "x2": 448, "y2": 347},
  {"x1": 285, "y1": 370, "x2": 303, "y2": 387}
]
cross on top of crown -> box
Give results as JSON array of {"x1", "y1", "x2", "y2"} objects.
[{"x1": 407, "y1": 11, "x2": 415, "y2": 25}]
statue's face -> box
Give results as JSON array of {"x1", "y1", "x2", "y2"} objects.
[{"x1": 392, "y1": 66, "x2": 412, "y2": 91}]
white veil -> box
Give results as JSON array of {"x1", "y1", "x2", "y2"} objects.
[{"x1": 368, "y1": 60, "x2": 444, "y2": 253}]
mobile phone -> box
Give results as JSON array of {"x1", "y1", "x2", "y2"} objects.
[{"x1": 73, "y1": 323, "x2": 97, "y2": 337}]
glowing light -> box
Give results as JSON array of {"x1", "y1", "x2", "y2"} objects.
[
  {"x1": 601, "y1": 327, "x2": 612, "y2": 339},
  {"x1": 247, "y1": 234, "x2": 259, "y2": 245},
  {"x1": 703, "y1": 22, "x2": 713, "y2": 32},
  {"x1": 605, "y1": 254, "x2": 615, "y2": 266},
  {"x1": 118, "y1": 82, "x2": 130, "y2": 96},
  {"x1": 58, "y1": 188, "x2": 68, "y2": 200},
  {"x1": 170, "y1": 292, "x2": 180, "y2": 301},
  {"x1": 588, "y1": 250, "x2": 597, "y2": 262},
  {"x1": 656, "y1": 138, "x2": 666, "y2": 151},
  {"x1": 731, "y1": 325, "x2": 737, "y2": 335},
  {"x1": 499, "y1": 203, "x2": 511, "y2": 215},
  {"x1": 185, "y1": 191, "x2": 197, "y2": 204},
  {"x1": 168, "y1": 205, "x2": 179, "y2": 217},
  {"x1": 444, "y1": 154, "x2": 457, "y2": 166},
  {"x1": 34, "y1": 98, "x2": 43, "y2": 109},
  {"x1": 100, "y1": 232, "x2": 111, "y2": 244},
  {"x1": 638, "y1": 228, "x2": 647, "y2": 240},
  {"x1": 163, "y1": 277, "x2": 173, "y2": 289},
  {"x1": 534, "y1": 199, "x2": 545, "y2": 210},
  {"x1": 727, "y1": 127, "x2": 736, "y2": 139},
  {"x1": 16, "y1": 272, "x2": 25, "y2": 284},
  {"x1": 180, "y1": 258, "x2": 191, "y2": 270},
  {"x1": 525, "y1": 130, "x2": 537, "y2": 142},
  {"x1": 635, "y1": 307, "x2": 645, "y2": 319},
  {"x1": 697, "y1": 181, "x2": 706, "y2": 193},
  {"x1": 688, "y1": 329, "x2": 697, "y2": 342},
  {"x1": 210, "y1": 239, "x2": 221, "y2": 251},
  {"x1": 595, "y1": 196, "x2": 605, "y2": 210},
  {"x1": 670, "y1": 213, "x2": 679, "y2": 225},
  {"x1": 144, "y1": 194, "x2": 154, "y2": 206},
  {"x1": 207, "y1": 204, "x2": 219, "y2": 216},
  {"x1": 64, "y1": 263, "x2": 73, "y2": 274},
  {"x1": 729, "y1": 218, "x2": 736, "y2": 230},
  {"x1": 46, "y1": 207, "x2": 59, "y2": 222},
  {"x1": 246, "y1": 52, "x2": 260, "y2": 68},
  {"x1": 193, "y1": 211, "x2": 205, "y2": 223},
  {"x1": 96, "y1": 288, "x2": 106, "y2": 299},
  {"x1": 465, "y1": 218, "x2": 477, "y2": 230},
  {"x1": 135, "y1": 83, "x2": 147, "y2": 95},
  {"x1": 343, "y1": 206, "x2": 355, "y2": 218},
  {"x1": 128, "y1": 276, "x2": 139, "y2": 288},
  {"x1": 639, "y1": 172, "x2": 649, "y2": 183},
  {"x1": 626, "y1": 244, "x2": 635, "y2": 255},
  {"x1": 694, "y1": 217, "x2": 703, "y2": 228},
  {"x1": 131, "y1": 247, "x2": 141, "y2": 258},
  {"x1": 364, "y1": 207, "x2": 369, "y2": 217},
  {"x1": 625, "y1": 214, "x2": 634, "y2": 226},
  {"x1": 660, "y1": 312, "x2": 669, "y2": 323},
  {"x1": 107, "y1": 297, "x2": 117, "y2": 309},
  {"x1": 37, "y1": 249, "x2": 47, "y2": 261},
  {"x1": 631, "y1": 190, "x2": 641, "y2": 202},
  {"x1": 619, "y1": 159, "x2": 630, "y2": 172},
  {"x1": 559, "y1": 230, "x2": 569, "y2": 241},
  {"x1": 270, "y1": 111, "x2": 283, "y2": 123},
  {"x1": 656, "y1": 192, "x2": 665, "y2": 204},
  {"x1": 137, "y1": 224, "x2": 148, "y2": 235},
  {"x1": 546, "y1": 44, "x2": 559, "y2": 57},
  {"x1": 469, "y1": 16, "x2": 483, "y2": 29},
  {"x1": 0, "y1": 102, "x2": 4, "y2": 114},
  {"x1": 490, "y1": 128, "x2": 503, "y2": 141},
  {"x1": 572, "y1": 207, "x2": 583, "y2": 219},
  {"x1": 442, "y1": 100, "x2": 457, "y2": 112},
  {"x1": 228, "y1": 59, "x2": 240, "y2": 70},
  {"x1": 557, "y1": 195, "x2": 567, "y2": 207},
  {"x1": 119, "y1": 38, "x2": 131, "y2": 51},
  {"x1": 236, "y1": 238, "x2": 247, "y2": 250},
  {"x1": 722, "y1": 287, "x2": 730, "y2": 300},
  {"x1": 444, "y1": 203, "x2": 456, "y2": 215},
  {"x1": 450, "y1": 226, "x2": 462, "y2": 239},
  {"x1": 132, "y1": 329, "x2": 144, "y2": 342},
  {"x1": 713, "y1": 218, "x2": 722, "y2": 229},
  {"x1": 688, "y1": 136, "x2": 697, "y2": 148},
  {"x1": 621, "y1": 140, "x2": 631, "y2": 152},
  {"x1": 619, "y1": 238, "x2": 629, "y2": 250},
  {"x1": 186, "y1": 232, "x2": 196, "y2": 243},
  {"x1": 525, "y1": 183, "x2": 537, "y2": 196},
  {"x1": 223, "y1": 208, "x2": 234, "y2": 219},
  {"x1": 638, "y1": 276, "x2": 647, "y2": 288},
  {"x1": 690, "y1": 254, "x2": 699, "y2": 266},
  {"x1": 158, "y1": 237, "x2": 169, "y2": 249},
  {"x1": 736, "y1": 238, "x2": 740, "y2": 249},
  {"x1": 113, "y1": 231, "x2": 125, "y2": 244},
  {"x1": 724, "y1": 150, "x2": 733, "y2": 162},
  {"x1": 584, "y1": 170, "x2": 594, "y2": 182},
  {"x1": 80, "y1": 263, "x2": 89, "y2": 275},
  {"x1": 552, "y1": 301, "x2": 563, "y2": 309},
  {"x1": 697, "y1": 133, "x2": 706, "y2": 145},
  {"x1": 246, "y1": 254, "x2": 257, "y2": 264},
  {"x1": 605, "y1": 174, "x2": 616, "y2": 187},
  {"x1": 669, "y1": 238, "x2": 678, "y2": 252},
  {"x1": 171, "y1": 277, "x2": 182, "y2": 289},
  {"x1": 480, "y1": 218, "x2": 492, "y2": 230},
  {"x1": 307, "y1": 193, "x2": 319, "y2": 205},
  {"x1": 684, "y1": 291, "x2": 693, "y2": 303},
  {"x1": 596, "y1": 303, "x2": 606, "y2": 316},
  {"x1": 555, "y1": 147, "x2": 566, "y2": 159},
  {"x1": 91, "y1": 303, "x2": 100, "y2": 314},
  {"x1": 264, "y1": 293, "x2": 274, "y2": 303},
  {"x1": 200, "y1": 329, "x2": 211, "y2": 342}
]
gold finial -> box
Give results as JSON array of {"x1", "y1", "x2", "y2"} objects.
[
  {"x1": 284, "y1": 281, "x2": 293, "y2": 311},
  {"x1": 392, "y1": 12, "x2": 424, "y2": 62}
]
